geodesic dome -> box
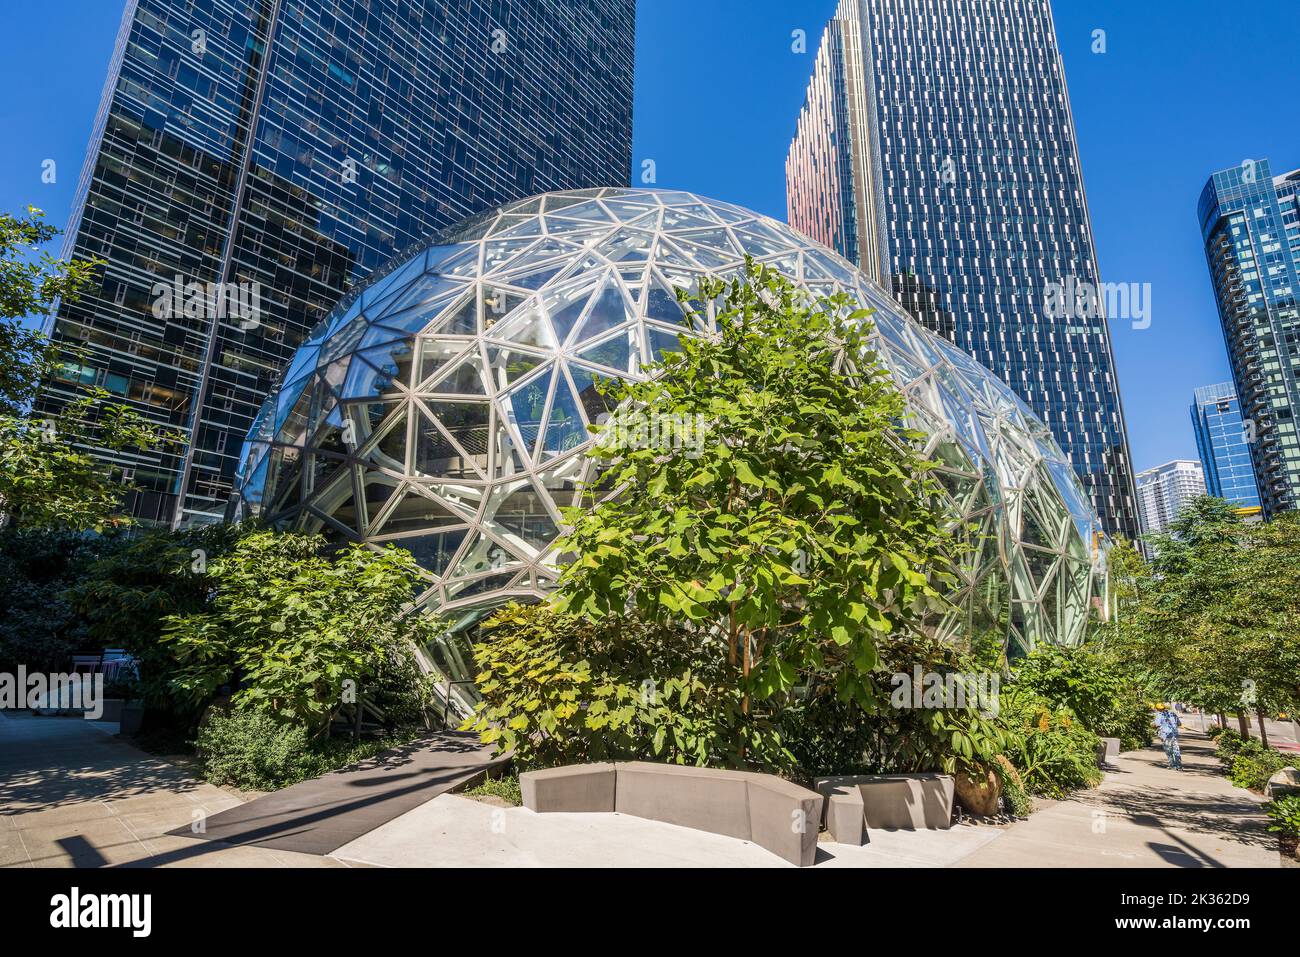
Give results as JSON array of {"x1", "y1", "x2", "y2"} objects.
[{"x1": 233, "y1": 188, "x2": 1107, "y2": 692}]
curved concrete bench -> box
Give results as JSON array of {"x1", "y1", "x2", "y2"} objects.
[
  {"x1": 520, "y1": 762, "x2": 823, "y2": 866},
  {"x1": 815, "y1": 773, "x2": 954, "y2": 839}
]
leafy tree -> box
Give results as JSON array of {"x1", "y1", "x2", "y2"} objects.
[
  {"x1": 65, "y1": 523, "x2": 249, "y2": 714},
  {"x1": 161, "y1": 531, "x2": 435, "y2": 735},
  {"x1": 0, "y1": 207, "x2": 176, "y2": 531},
  {"x1": 554, "y1": 260, "x2": 957, "y2": 756},
  {"x1": 464, "y1": 603, "x2": 786, "y2": 771},
  {"x1": 0, "y1": 527, "x2": 109, "y2": 671},
  {"x1": 1108, "y1": 497, "x2": 1300, "y2": 738}
]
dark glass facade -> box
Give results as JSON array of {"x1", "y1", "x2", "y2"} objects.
[
  {"x1": 1198, "y1": 159, "x2": 1300, "y2": 516},
  {"x1": 1190, "y1": 381, "x2": 1262, "y2": 514},
  {"x1": 36, "y1": 0, "x2": 635, "y2": 526},
  {"x1": 787, "y1": 0, "x2": 1139, "y2": 540}
]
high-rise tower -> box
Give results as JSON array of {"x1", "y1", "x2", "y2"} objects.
[
  {"x1": 1199, "y1": 160, "x2": 1300, "y2": 516},
  {"x1": 1190, "y1": 381, "x2": 1262, "y2": 515},
  {"x1": 787, "y1": 0, "x2": 1139, "y2": 539},
  {"x1": 37, "y1": 0, "x2": 635, "y2": 526}
]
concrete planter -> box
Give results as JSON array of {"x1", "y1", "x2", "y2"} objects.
[
  {"x1": 1265, "y1": 767, "x2": 1300, "y2": 800},
  {"x1": 816, "y1": 773, "x2": 955, "y2": 832},
  {"x1": 521, "y1": 762, "x2": 823, "y2": 866},
  {"x1": 1096, "y1": 737, "x2": 1121, "y2": 768},
  {"x1": 119, "y1": 702, "x2": 145, "y2": 736},
  {"x1": 94, "y1": 699, "x2": 125, "y2": 723}
]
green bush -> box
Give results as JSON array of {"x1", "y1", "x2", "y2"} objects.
[
  {"x1": 1206, "y1": 724, "x2": 1226, "y2": 740},
  {"x1": 780, "y1": 631, "x2": 1009, "y2": 780},
  {"x1": 464, "y1": 603, "x2": 789, "y2": 773},
  {"x1": 1265, "y1": 794, "x2": 1300, "y2": 838},
  {"x1": 1214, "y1": 727, "x2": 1245, "y2": 761},
  {"x1": 195, "y1": 706, "x2": 421, "y2": 791},
  {"x1": 1011, "y1": 644, "x2": 1151, "y2": 752},
  {"x1": 998, "y1": 688, "x2": 1103, "y2": 798},
  {"x1": 1228, "y1": 749, "x2": 1291, "y2": 793},
  {"x1": 994, "y1": 754, "x2": 1033, "y2": 817},
  {"x1": 196, "y1": 707, "x2": 321, "y2": 790}
]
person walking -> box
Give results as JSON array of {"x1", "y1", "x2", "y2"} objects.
[{"x1": 1155, "y1": 705, "x2": 1183, "y2": 770}]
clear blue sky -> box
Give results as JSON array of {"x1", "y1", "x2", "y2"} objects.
[{"x1": 2, "y1": 1, "x2": 1298, "y2": 474}]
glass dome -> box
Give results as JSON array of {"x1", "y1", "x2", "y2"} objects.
[{"x1": 232, "y1": 188, "x2": 1108, "y2": 693}]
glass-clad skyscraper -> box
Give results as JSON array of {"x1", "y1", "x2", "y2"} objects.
[
  {"x1": 1190, "y1": 381, "x2": 1262, "y2": 514},
  {"x1": 1198, "y1": 159, "x2": 1300, "y2": 516},
  {"x1": 786, "y1": 0, "x2": 1139, "y2": 540},
  {"x1": 36, "y1": 0, "x2": 635, "y2": 526}
]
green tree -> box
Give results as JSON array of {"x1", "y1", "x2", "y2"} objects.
[
  {"x1": 0, "y1": 207, "x2": 176, "y2": 530},
  {"x1": 161, "y1": 530, "x2": 435, "y2": 735},
  {"x1": 65, "y1": 523, "x2": 249, "y2": 714},
  {"x1": 0, "y1": 527, "x2": 109, "y2": 671},
  {"x1": 554, "y1": 260, "x2": 957, "y2": 755},
  {"x1": 1110, "y1": 497, "x2": 1300, "y2": 739}
]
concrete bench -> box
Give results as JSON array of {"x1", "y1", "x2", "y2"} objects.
[
  {"x1": 821, "y1": 786, "x2": 867, "y2": 845},
  {"x1": 520, "y1": 761, "x2": 823, "y2": 866},
  {"x1": 520, "y1": 762, "x2": 616, "y2": 812},
  {"x1": 815, "y1": 773, "x2": 954, "y2": 833}
]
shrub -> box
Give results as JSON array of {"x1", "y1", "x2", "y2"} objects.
[
  {"x1": 994, "y1": 754, "x2": 1033, "y2": 817},
  {"x1": 196, "y1": 707, "x2": 321, "y2": 790},
  {"x1": 464, "y1": 603, "x2": 789, "y2": 773},
  {"x1": 1228, "y1": 749, "x2": 1291, "y2": 793},
  {"x1": 1011, "y1": 644, "x2": 1151, "y2": 752},
  {"x1": 780, "y1": 631, "x2": 1009, "y2": 780},
  {"x1": 163, "y1": 531, "x2": 435, "y2": 735},
  {"x1": 195, "y1": 706, "x2": 422, "y2": 791},
  {"x1": 1206, "y1": 724, "x2": 1226, "y2": 740},
  {"x1": 998, "y1": 687, "x2": 1103, "y2": 798},
  {"x1": 1214, "y1": 727, "x2": 1245, "y2": 761},
  {"x1": 1265, "y1": 794, "x2": 1300, "y2": 838}
]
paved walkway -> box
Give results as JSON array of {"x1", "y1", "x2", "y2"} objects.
[
  {"x1": 3, "y1": 711, "x2": 1282, "y2": 868},
  {"x1": 176, "y1": 731, "x2": 505, "y2": 855},
  {"x1": 957, "y1": 729, "x2": 1280, "y2": 868},
  {"x1": 330, "y1": 792, "x2": 1003, "y2": 867},
  {"x1": 0, "y1": 711, "x2": 347, "y2": 868}
]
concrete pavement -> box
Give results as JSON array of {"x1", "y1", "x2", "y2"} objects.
[
  {"x1": 330, "y1": 792, "x2": 1004, "y2": 867},
  {"x1": 3, "y1": 710, "x2": 1282, "y2": 868},
  {"x1": 0, "y1": 711, "x2": 351, "y2": 868},
  {"x1": 957, "y1": 729, "x2": 1280, "y2": 868}
]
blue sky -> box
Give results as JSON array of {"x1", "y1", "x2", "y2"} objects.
[{"x1": 2, "y1": 1, "x2": 1298, "y2": 474}]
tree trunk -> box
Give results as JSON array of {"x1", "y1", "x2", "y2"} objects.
[
  {"x1": 1257, "y1": 710, "x2": 1269, "y2": 750},
  {"x1": 1216, "y1": 713, "x2": 1226, "y2": 731},
  {"x1": 1237, "y1": 711, "x2": 1251, "y2": 739}
]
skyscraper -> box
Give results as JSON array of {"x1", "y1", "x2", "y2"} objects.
[
  {"x1": 1135, "y1": 460, "x2": 1206, "y2": 537},
  {"x1": 1190, "y1": 381, "x2": 1262, "y2": 515},
  {"x1": 786, "y1": 0, "x2": 1139, "y2": 539},
  {"x1": 1198, "y1": 159, "x2": 1300, "y2": 517},
  {"x1": 37, "y1": 0, "x2": 635, "y2": 527}
]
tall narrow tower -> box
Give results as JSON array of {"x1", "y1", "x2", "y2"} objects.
[
  {"x1": 787, "y1": 0, "x2": 1139, "y2": 539},
  {"x1": 37, "y1": 0, "x2": 635, "y2": 527},
  {"x1": 1199, "y1": 160, "x2": 1300, "y2": 516}
]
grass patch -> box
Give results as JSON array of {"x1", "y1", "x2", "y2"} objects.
[{"x1": 464, "y1": 774, "x2": 521, "y2": 806}]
